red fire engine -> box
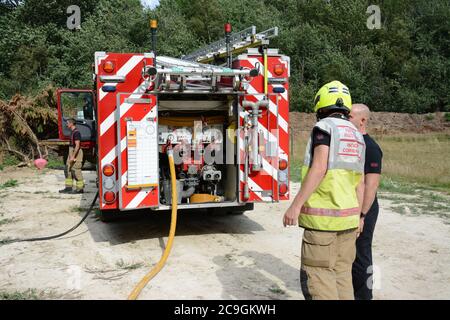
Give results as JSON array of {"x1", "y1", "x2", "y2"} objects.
[{"x1": 54, "y1": 23, "x2": 290, "y2": 221}]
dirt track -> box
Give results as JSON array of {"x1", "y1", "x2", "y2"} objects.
[{"x1": 0, "y1": 168, "x2": 449, "y2": 300}]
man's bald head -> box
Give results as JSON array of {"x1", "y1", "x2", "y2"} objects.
[
  {"x1": 349, "y1": 104, "x2": 371, "y2": 134},
  {"x1": 352, "y1": 104, "x2": 370, "y2": 118}
]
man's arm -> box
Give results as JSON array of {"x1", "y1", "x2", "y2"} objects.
[
  {"x1": 283, "y1": 145, "x2": 329, "y2": 226},
  {"x1": 361, "y1": 173, "x2": 380, "y2": 214},
  {"x1": 362, "y1": 143, "x2": 382, "y2": 215},
  {"x1": 356, "y1": 173, "x2": 365, "y2": 236},
  {"x1": 356, "y1": 174, "x2": 365, "y2": 213}
]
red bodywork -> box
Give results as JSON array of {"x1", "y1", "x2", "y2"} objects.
[{"x1": 234, "y1": 52, "x2": 290, "y2": 202}]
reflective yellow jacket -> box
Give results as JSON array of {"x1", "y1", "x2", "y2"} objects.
[{"x1": 299, "y1": 117, "x2": 366, "y2": 231}]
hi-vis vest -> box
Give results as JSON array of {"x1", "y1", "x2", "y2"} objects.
[{"x1": 299, "y1": 117, "x2": 366, "y2": 231}]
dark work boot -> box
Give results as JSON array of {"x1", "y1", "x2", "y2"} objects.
[
  {"x1": 59, "y1": 187, "x2": 73, "y2": 193},
  {"x1": 69, "y1": 189, "x2": 84, "y2": 194}
]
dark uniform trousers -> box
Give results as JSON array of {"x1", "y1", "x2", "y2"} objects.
[{"x1": 352, "y1": 198, "x2": 379, "y2": 300}]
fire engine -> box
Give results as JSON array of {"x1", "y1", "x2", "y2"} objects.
[{"x1": 52, "y1": 23, "x2": 290, "y2": 221}]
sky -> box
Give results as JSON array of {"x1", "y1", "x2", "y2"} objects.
[{"x1": 141, "y1": 0, "x2": 160, "y2": 9}]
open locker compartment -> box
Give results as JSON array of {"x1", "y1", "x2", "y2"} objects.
[{"x1": 155, "y1": 93, "x2": 247, "y2": 211}]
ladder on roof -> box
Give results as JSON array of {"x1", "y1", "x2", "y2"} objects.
[
  {"x1": 146, "y1": 56, "x2": 258, "y2": 93},
  {"x1": 183, "y1": 26, "x2": 279, "y2": 64}
]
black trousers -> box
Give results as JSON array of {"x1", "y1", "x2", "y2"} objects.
[{"x1": 352, "y1": 198, "x2": 379, "y2": 300}]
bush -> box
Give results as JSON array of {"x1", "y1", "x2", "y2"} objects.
[
  {"x1": 445, "y1": 113, "x2": 450, "y2": 122},
  {"x1": 1, "y1": 154, "x2": 20, "y2": 167}
]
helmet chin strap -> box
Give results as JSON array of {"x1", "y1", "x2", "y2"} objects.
[{"x1": 329, "y1": 112, "x2": 348, "y2": 119}]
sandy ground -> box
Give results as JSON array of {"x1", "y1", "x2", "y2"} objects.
[{"x1": 0, "y1": 167, "x2": 449, "y2": 300}]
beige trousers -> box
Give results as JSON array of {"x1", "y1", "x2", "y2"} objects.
[
  {"x1": 300, "y1": 228, "x2": 358, "y2": 300},
  {"x1": 65, "y1": 147, "x2": 84, "y2": 190}
]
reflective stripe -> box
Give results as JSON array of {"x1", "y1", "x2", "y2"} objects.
[
  {"x1": 125, "y1": 190, "x2": 148, "y2": 209},
  {"x1": 301, "y1": 206, "x2": 359, "y2": 217},
  {"x1": 99, "y1": 55, "x2": 144, "y2": 101},
  {"x1": 76, "y1": 181, "x2": 84, "y2": 187},
  {"x1": 65, "y1": 178, "x2": 73, "y2": 187},
  {"x1": 299, "y1": 214, "x2": 360, "y2": 232},
  {"x1": 302, "y1": 168, "x2": 362, "y2": 210}
]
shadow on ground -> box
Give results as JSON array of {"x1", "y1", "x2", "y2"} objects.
[
  {"x1": 213, "y1": 250, "x2": 301, "y2": 300},
  {"x1": 75, "y1": 186, "x2": 265, "y2": 246}
]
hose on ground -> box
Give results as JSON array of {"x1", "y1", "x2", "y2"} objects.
[
  {"x1": 128, "y1": 149, "x2": 178, "y2": 300},
  {"x1": 1, "y1": 150, "x2": 177, "y2": 299},
  {"x1": 1, "y1": 192, "x2": 99, "y2": 245}
]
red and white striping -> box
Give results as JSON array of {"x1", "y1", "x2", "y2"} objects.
[
  {"x1": 237, "y1": 55, "x2": 290, "y2": 202},
  {"x1": 117, "y1": 94, "x2": 158, "y2": 210},
  {"x1": 96, "y1": 53, "x2": 157, "y2": 210}
]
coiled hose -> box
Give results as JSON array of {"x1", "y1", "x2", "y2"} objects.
[{"x1": 128, "y1": 149, "x2": 178, "y2": 300}]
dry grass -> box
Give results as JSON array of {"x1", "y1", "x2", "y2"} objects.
[
  {"x1": 375, "y1": 132, "x2": 450, "y2": 191},
  {"x1": 290, "y1": 131, "x2": 310, "y2": 183},
  {"x1": 290, "y1": 131, "x2": 450, "y2": 192}
]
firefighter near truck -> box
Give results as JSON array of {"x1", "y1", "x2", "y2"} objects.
[{"x1": 52, "y1": 22, "x2": 291, "y2": 222}]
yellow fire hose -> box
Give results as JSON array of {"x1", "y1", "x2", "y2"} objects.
[{"x1": 128, "y1": 149, "x2": 178, "y2": 300}]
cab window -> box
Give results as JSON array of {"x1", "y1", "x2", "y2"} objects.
[{"x1": 61, "y1": 91, "x2": 94, "y2": 121}]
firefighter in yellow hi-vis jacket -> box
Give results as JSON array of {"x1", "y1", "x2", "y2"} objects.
[
  {"x1": 283, "y1": 81, "x2": 366, "y2": 300},
  {"x1": 59, "y1": 118, "x2": 84, "y2": 194}
]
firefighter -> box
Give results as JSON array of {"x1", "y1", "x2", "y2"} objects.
[
  {"x1": 283, "y1": 80, "x2": 365, "y2": 300},
  {"x1": 59, "y1": 118, "x2": 84, "y2": 194},
  {"x1": 349, "y1": 104, "x2": 383, "y2": 300}
]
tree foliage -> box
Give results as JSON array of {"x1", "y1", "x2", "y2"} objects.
[
  {"x1": 0, "y1": 85, "x2": 58, "y2": 163},
  {"x1": 0, "y1": 0, "x2": 448, "y2": 113}
]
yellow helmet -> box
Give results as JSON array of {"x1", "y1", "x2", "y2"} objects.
[{"x1": 313, "y1": 80, "x2": 352, "y2": 113}]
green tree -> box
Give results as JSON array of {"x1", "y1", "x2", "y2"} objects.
[{"x1": 0, "y1": 0, "x2": 449, "y2": 113}]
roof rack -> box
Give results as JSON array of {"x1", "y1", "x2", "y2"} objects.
[
  {"x1": 183, "y1": 26, "x2": 278, "y2": 64},
  {"x1": 145, "y1": 56, "x2": 258, "y2": 93}
]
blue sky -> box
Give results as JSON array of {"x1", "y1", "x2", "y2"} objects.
[{"x1": 141, "y1": 0, "x2": 160, "y2": 9}]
